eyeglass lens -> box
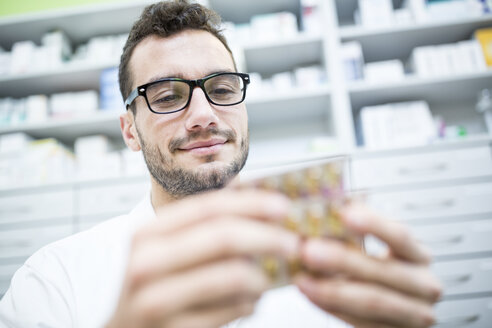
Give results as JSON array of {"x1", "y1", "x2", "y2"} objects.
[{"x1": 146, "y1": 74, "x2": 245, "y2": 113}]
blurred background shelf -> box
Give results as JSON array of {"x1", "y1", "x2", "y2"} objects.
[
  {"x1": 0, "y1": 110, "x2": 122, "y2": 144},
  {"x1": 0, "y1": 61, "x2": 118, "y2": 98},
  {"x1": 348, "y1": 70, "x2": 492, "y2": 108},
  {"x1": 0, "y1": 1, "x2": 155, "y2": 49},
  {"x1": 340, "y1": 15, "x2": 492, "y2": 62}
]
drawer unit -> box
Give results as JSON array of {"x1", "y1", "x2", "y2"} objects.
[
  {"x1": 434, "y1": 297, "x2": 492, "y2": 328},
  {"x1": 0, "y1": 225, "x2": 73, "y2": 260},
  {"x1": 367, "y1": 182, "x2": 492, "y2": 221},
  {"x1": 0, "y1": 189, "x2": 74, "y2": 225},
  {"x1": 432, "y1": 257, "x2": 492, "y2": 297},
  {"x1": 410, "y1": 219, "x2": 492, "y2": 258},
  {"x1": 77, "y1": 181, "x2": 149, "y2": 217},
  {"x1": 351, "y1": 146, "x2": 492, "y2": 190}
]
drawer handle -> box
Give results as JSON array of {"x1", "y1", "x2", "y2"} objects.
[
  {"x1": 404, "y1": 199, "x2": 455, "y2": 211},
  {"x1": 418, "y1": 234, "x2": 463, "y2": 247},
  {"x1": 398, "y1": 163, "x2": 447, "y2": 176},
  {"x1": 434, "y1": 314, "x2": 479, "y2": 327},
  {"x1": 438, "y1": 273, "x2": 472, "y2": 287}
]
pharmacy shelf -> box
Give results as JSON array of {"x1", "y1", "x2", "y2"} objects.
[
  {"x1": 0, "y1": 0, "x2": 155, "y2": 49},
  {"x1": 243, "y1": 33, "x2": 324, "y2": 75},
  {"x1": 348, "y1": 70, "x2": 492, "y2": 110},
  {"x1": 209, "y1": 0, "x2": 300, "y2": 24},
  {"x1": 335, "y1": 0, "x2": 405, "y2": 26},
  {"x1": 247, "y1": 85, "x2": 331, "y2": 125},
  {"x1": 339, "y1": 15, "x2": 492, "y2": 62},
  {"x1": 0, "y1": 60, "x2": 118, "y2": 98},
  {"x1": 0, "y1": 110, "x2": 122, "y2": 144}
]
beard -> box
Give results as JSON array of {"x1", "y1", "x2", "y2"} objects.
[{"x1": 137, "y1": 126, "x2": 249, "y2": 199}]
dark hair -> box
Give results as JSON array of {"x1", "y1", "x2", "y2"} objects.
[{"x1": 118, "y1": 0, "x2": 234, "y2": 114}]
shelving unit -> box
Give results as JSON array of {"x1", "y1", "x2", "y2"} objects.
[{"x1": 1, "y1": 1, "x2": 492, "y2": 316}]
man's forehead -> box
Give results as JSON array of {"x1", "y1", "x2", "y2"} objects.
[{"x1": 129, "y1": 31, "x2": 235, "y2": 86}]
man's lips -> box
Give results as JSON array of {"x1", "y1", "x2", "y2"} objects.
[{"x1": 178, "y1": 138, "x2": 228, "y2": 155}]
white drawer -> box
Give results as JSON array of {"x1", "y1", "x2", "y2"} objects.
[
  {"x1": 432, "y1": 257, "x2": 492, "y2": 297},
  {"x1": 352, "y1": 146, "x2": 492, "y2": 189},
  {"x1": 411, "y1": 219, "x2": 492, "y2": 257},
  {"x1": 435, "y1": 297, "x2": 492, "y2": 328},
  {"x1": 0, "y1": 263, "x2": 23, "y2": 296},
  {"x1": 367, "y1": 182, "x2": 492, "y2": 221},
  {"x1": 0, "y1": 190, "x2": 74, "y2": 225},
  {"x1": 0, "y1": 225, "x2": 74, "y2": 260},
  {"x1": 77, "y1": 181, "x2": 149, "y2": 217}
]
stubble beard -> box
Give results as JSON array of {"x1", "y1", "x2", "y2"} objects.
[{"x1": 137, "y1": 126, "x2": 249, "y2": 199}]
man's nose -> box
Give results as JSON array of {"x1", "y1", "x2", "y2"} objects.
[{"x1": 184, "y1": 87, "x2": 219, "y2": 131}]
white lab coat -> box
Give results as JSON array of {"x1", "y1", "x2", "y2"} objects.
[{"x1": 0, "y1": 194, "x2": 349, "y2": 328}]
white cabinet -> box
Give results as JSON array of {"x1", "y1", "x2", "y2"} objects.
[
  {"x1": 351, "y1": 138, "x2": 492, "y2": 323},
  {"x1": 352, "y1": 146, "x2": 492, "y2": 189},
  {"x1": 434, "y1": 297, "x2": 492, "y2": 328},
  {"x1": 77, "y1": 181, "x2": 149, "y2": 217},
  {"x1": 432, "y1": 257, "x2": 492, "y2": 297},
  {"x1": 0, "y1": 189, "x2": 73, "y2": 225},
  {"x1": 367, "y1": 182, "x2": 492, "y2": 221},
  {"x1": 0, "y1": 224, "x2": 73, "y2": 261}
]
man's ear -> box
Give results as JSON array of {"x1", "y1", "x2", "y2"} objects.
[{"x1": 120, "y1": 110, "x2": 141, "y2": 151}]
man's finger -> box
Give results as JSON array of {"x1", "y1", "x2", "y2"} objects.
[
  {"x1": 340, "y1": 203, "x2": 431, "y2": 264},
  {"x1": 138, "y1": 189, "x2": 290, "y2": 238},
  {"x1": 129, "y1": 217, "x2": 300, "y2": 287},
  {"x1": 296, "y1": 276, "x2": 435, "y2": 328},
  {"x1": 301, "y1": 238, "x2": 442, "y2": 302},
  {"x1": 131, "y1": 258, "x2": 268, "y2": 321}
]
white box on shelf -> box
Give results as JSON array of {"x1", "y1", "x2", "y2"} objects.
[
  {"x1": 393, "y1": 8, "x2": 414, "y2": 26},
  {"x1": 408, "y1": 46, "x2": 432, "y2": 78},
  {"x1": 364, "y1": 60, "x2": 405, "y2": 83},
  {"x1": 271, "y1": 71, "x2": 295, "y2": 92},
  {"x1": 360, "y1": 101, "x2": 436, "y2": 149},
  {"x1": 25, "y1": 95, "x2": 49, "y2": 123},
  {"x1": 0, "y1": 133, "x2": 33, "y2": 155},
  {"x1": 358, "y1": 0, "x2": 394, "y2": 28},
  {"x1": 77, "y1": 152, "x2": 121, "y2": 180},
  {"x1": 294, "y1": 65, "x2": 325, "y2": 87},
  {"x1": 24, "y1": 139, "x2": 75, "y2": 185},
  {"x1": 74, "y1": 135, "x2": 113, "y2": 160},
  {"x1": 341, "y1": 41, "x2": 364, "y2": 81},
  {"x1": 9, "y1": 41, "x2": 36, "y2": 75}
]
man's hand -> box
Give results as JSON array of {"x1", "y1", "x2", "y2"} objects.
[
  {"x1": 296, "y1": 203, "x2": 443, "y2": 328},
  {"x1": 106, "y1": 190, "x2": 300, "y2": 328}
]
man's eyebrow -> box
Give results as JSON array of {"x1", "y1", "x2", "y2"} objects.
[{"x1": 145, "y1": 69, "x2": 236, "y2": 84}]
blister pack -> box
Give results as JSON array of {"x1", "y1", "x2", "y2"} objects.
[{"x1": 240, "y1": 156, "x2": 363, "y2": 287}]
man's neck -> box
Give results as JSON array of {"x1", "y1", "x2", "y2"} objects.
[{"x1": 149, "y1": 175, "x2": 241, "y2": 213}]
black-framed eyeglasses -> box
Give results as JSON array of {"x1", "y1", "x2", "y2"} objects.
[{"x1": 124, "y1": 72, "x2": 250, "y2": 114}]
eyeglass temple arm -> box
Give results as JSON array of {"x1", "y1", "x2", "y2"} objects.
[{"x1": 125, "y1": 88, "x2": 140, "y2": 109}]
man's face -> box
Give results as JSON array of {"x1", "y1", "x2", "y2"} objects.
[{"x1": 127, "y1": 30, "x2": 249, "y2": 198}]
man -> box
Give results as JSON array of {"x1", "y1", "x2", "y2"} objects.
[{"x1": 0, "y1": 1, "x2": 441, "y2": 327}]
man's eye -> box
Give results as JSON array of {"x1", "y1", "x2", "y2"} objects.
[
  {"x1": 210, "y1": 88, "x2": 234, "y2": 95},
  {"x1": 154, "y1": 94, "x2": 182, "y2": 103}
]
